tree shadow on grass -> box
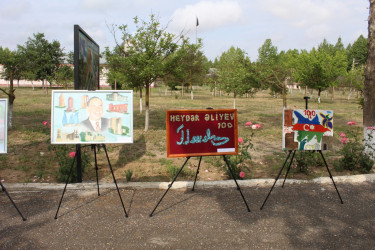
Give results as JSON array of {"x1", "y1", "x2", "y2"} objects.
[{"x1": 115, "y1": 134, "x2": 146, "y2": 167}]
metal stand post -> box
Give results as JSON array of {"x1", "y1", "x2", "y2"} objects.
[
  {"x1": 93, "y1": 145, "x2": 100, "y2": 196},
  {"x1": 55, "y1": 150, "x2": 77, "y2": 219},
  {"x1": 150, "y1": 155, "x2": 251, "y2": 217},
  {"x1": 55, "y1": 144, "x2": 128, "y2": 219},
  {"x1": 223, "y1": 155, "x2": 251, "y2": 212},
  {"x1": 260, "y1": 150, "x2": 343, "y2": 210},
  {"x1": 318, "y1": 150, "x2": 343, "y2": 204},
  {"x1": 150, "y1": 157, "x2": 191, "y2": 217},
  {"x1": 192, "y1": 156, "x2": 202, "y2": 191},
  {"x1": 102, "y1": 144, "x2": 128, "y2": 217},
  {"x1": 260, "y1": 150, "x2": 294, "y2": 210},
  {"x1": 0, "y1": 181, "x2": 26, "y2": 221}
]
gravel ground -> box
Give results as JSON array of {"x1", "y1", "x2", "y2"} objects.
[{"x1": 1, "y1": 180, "x2": 375, "y2": 249}]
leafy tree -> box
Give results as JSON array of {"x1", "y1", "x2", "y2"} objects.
[
  {"x1": 164, "y1": 38, "x2": 206, "y2": 97},
  {"x1": 347, "y1": 35, "x2": 367, "y2": 69},
  {"x1": 106, "y1": 14, "x2": 179, "y2": 131},
  {"x1": 217, "y1": 46, "x2": 256, "y2": 108},
  {"x1": 104, "y1": 45, "x2": 129, "y2": 90},
  {"x1": 256, "y1": 39, "x2": 296, "y2": 107},
  {"x1": 206, "y1": 67, "x2": 220, "y2": 96},
  {"x1": 294, "y1": 39, "x2": 347, "y2": 103},
  {"x1": 0, "y1": 47, "x2": 26, "y2": 128},
  {"x1": 53, "y1": 65, "x2": 74, "y2": 89},
  {"x1": 18, "y1": 33, "x2": 64, "y2": 93}
]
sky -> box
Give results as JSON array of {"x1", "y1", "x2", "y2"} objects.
[{"x1": 0, "y1": 0, "x2": 370, "y2": 61}]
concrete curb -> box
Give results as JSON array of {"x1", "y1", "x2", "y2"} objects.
[{"x1": 2, "y1": 173, "x2": 375, "y2": 191}]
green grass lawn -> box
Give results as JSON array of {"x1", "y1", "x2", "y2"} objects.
[{"x1": 0, "y1": 86, "x2": 370, "y2": 183}]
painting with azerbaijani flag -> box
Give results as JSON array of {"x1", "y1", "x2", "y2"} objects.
[{"x1": 282, "y1": 109, "x2": 333, "y2": 151}]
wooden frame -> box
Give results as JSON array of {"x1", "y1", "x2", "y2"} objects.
[
  {"x1": 51, "y1": 90, "x2": 133, "y2": 144},
  {"x1": 282, "y1": 109, "x2": 333, "y2": 150},
  {"x1": 166, "y1": 109, "x2": 238, "y2": 158}
]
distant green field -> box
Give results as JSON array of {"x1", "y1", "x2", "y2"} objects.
[{"x1": 0, "y1": 86, "x2": 369, "y2": 183}]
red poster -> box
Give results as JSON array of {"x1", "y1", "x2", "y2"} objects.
[{"x1": 166, "y1": 109, "x2": 238, "y2": 158}]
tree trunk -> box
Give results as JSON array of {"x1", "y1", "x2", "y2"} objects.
[
  {"x1": 364, "y1": 0, "x2": 375, "y2": 157},
  {"x1": 282, "y1": 81, "x2": 287, "y2": 108},
  {"x1": 331, "y1": 86, "x2": 335, "y2": 102},
  {"x1": 145, "y1": 84, "x2": 150, "y2": 132},
  {"x1": 139, "y1": 88, "x2": 143, "y2": 114},
  {"x1": 233, "y1": 92, "x2": 236, "y2": 109},
  {"x1": 318, "y1": 88, "x2": 321, "y2": 103},
  {"x1": 7, "y1": 75, "x2": 15, "y2": 129}
]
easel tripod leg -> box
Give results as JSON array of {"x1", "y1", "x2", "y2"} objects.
[
  {"x1": 103, "y1": 145, "x2": 128, "y2": 217},
  {"x1": 319, "y1": 150, "x2": 344, "y2": 204},
  {"x1": 55, "y1": 152, "x2": 77, "y2": 219},
  {"x1": 93, "y1": 145, "x2": 100, "y2": 196},
  {"x1": 282, "y1": 150, "x2": 296, "y2": 188},
  {"x1": 223, "y1": 155, "x2": 251, "y2": 212},
  {"x1": 150, "y1": 157, "x2": 191, "y2": 217},
  {"x1": 0, "y1": 182, "x2": 26, "y2": 221},
  {"x1": 192, "y1": 156, "x2": 202, "y2": 191},
  {"x1": 260, "y1": 150, "x2": 292, "y2": 210}
]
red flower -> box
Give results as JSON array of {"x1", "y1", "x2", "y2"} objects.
[
  {"x1": 245, "y1": 121, "x2": 252, "y2": 126},
  {"x1": 341, "y1": 137, "x2": 348, "y2": 144},
  {"x1": 69, "y1": 151, "x2": 76, "y2": 158},
  {"x1": 347, "y1": 121, "x2": 356, "y2": 125},
  {"x1": 239, "y1": 171, "x2": 245, "y2": 178},
  {"x1": 339, "y1": 132, "x2": 346, "y2": 138},
  {"x1": 238, "y1": 138, "x2": 244, "y2": 143},
  {"x1": 42, "y1": 121, "x2": 48, "y2": 126},
  {"x1": 251, "y1": 124, "x2": 262, "y2": 129}
]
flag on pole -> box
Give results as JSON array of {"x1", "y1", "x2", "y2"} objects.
[{"x1": 196, "y1": 17, "x2": 199, "y2": 27}]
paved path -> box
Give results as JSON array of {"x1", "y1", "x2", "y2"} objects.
[{"x1": 1, "y1": 178, "x2": 375, "y2": 249}]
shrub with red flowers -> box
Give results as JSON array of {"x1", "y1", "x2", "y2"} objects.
[
  {"x1": 333, "y1": 121, "x2": 374, "y2": 173},
  {"x1": 224, "y1": 121, "x2": 260, "y2": 179}
]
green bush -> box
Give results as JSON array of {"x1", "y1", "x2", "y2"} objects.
[
  {"x1": 49, "y1": 145, "x2": 91, "y2": 183},
  {"x1": 334, "y1": 124, "x2": 374, "y2": 173},
  {"x1": 293, "y1": 151, "x2": 323, "y2": 174},
  {"x1": 125, "y1": 169, "x2": 133, "y2": 182}
]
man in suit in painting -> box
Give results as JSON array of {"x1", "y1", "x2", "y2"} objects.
[{"x1": 81, "y1": 97, "x2": 109, "y2": 132}]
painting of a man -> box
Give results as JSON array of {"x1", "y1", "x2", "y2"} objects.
[{"x1": 81, "y1": 97, "x2": 109, "y2": 132}]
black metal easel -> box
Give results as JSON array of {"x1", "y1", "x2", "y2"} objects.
[
  {"x1": 1, "y1": 181, "x2": 27, "y2": 221},
  {"x1": 260, "y1": 97, "x2": 343, "y2": 210},
  {"x1": 54, "y1": 144, "x2": 128, "y2": 219},
  {"x1": 149, "y1": 155, "x2": 251, "y2": 217}
]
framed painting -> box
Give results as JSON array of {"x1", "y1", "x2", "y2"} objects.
[
  {"x1": 166, "y1": 109, "x2": 238, "y2": 158},
  {"x1": 283, "y1": 109, "x2": 333, "y2": 151},
  {"x1": 74, "y1": 25, "x2": 100, "y2": 90},
  {"x1": 51, "y1": 90, "x2": 133, "y2": 144}
]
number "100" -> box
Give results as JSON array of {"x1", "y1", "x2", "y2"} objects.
[
  {"x1": 303, "y1": 110, "x2": 316, "y2": 119},
  {"x1": 218, "y1": 122, "x2": 233, "y2": 129}
]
